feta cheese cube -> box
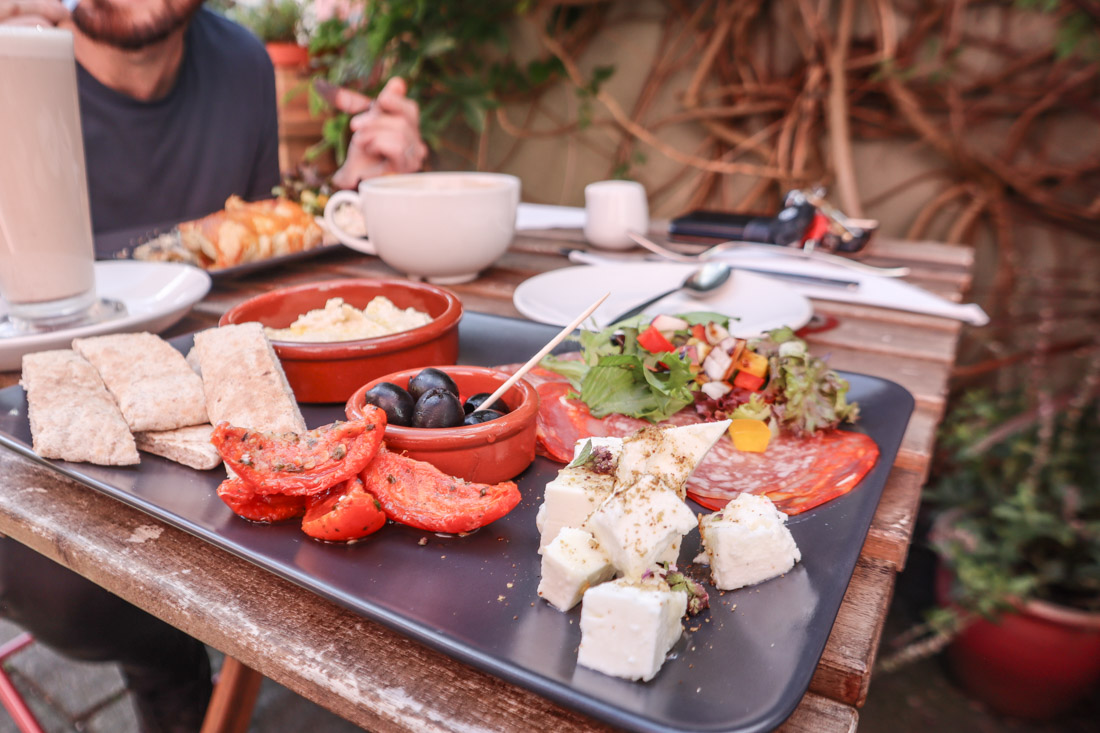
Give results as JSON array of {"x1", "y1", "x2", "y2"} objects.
[
  {"x1": 577, "y1": 577, "x2": 686, "y2": 681},
  {"x1": 537, "y1": 527, "x2": 616, "y2": 612},
  {"x1": 588, "y1": 475, "x2": 697, "y2": 580},
  {"x1": 536, "y1": 437, "x2": 620, "y2": 553},
  {"x1": 614, "y1": 420, "x2": 731, "y2": 499},
  {"x1": 695, "y1": 493, "x2": 801, "y2": 590}
]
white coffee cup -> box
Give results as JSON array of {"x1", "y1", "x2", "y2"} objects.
[
  {"x1": 583, "y1": 180, "x2": 649, "y2": 250},
  {"x1": 324, "y1": 172, "x2": 520, "y2": 284},
  {"x1": 0, "y1": 27, "x2": 98, "y2": 331}
]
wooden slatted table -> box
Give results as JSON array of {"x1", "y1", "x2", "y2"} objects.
[{"x1": 0, "y1": 228, "x2": 972, "y2": 731}]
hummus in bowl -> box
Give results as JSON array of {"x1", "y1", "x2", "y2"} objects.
[
  {"x1": 220, "y1": 278, "x2": 462, "y2": 403},
  {"x1": 265, "y1": 297, "x2": 432, "y2": 343}
]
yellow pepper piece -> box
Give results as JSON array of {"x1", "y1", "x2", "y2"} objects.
[
  {"x1": 735, "y1": 350, "x2": 769, "y2": 379},
  {"x1": 728, "y1": 418, "x2": 772, "y2": 453}
]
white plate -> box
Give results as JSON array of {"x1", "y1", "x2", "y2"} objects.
[
  {"x1": 0, "y1": 261, "x2": 211, "y2": 370},
  {"x1": 513, "y1": 262, "x2": 813, "y2": 335}
]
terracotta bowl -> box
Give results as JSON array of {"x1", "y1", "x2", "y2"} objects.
[
  {"x1": 219, "y1": 278, "x2": 462, "y2": 404},
  {"x1": 346, "y1": 365, "x2": 539, "y2": 485}
]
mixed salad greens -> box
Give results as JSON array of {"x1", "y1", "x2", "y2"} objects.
[{"x1": 541, "y1": 312, "x2": 859, "y2": 436}]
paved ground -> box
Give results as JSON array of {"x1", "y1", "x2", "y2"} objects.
[
  {"x1": 0, "y1": 544, "x2": 1096, "y2": 732},
  {"x1": 859, "y1": 541, "x2": 1100, "y2": 733},
  {"x1": 0, "y1": 618, "x2": 361, "y2": 733}
]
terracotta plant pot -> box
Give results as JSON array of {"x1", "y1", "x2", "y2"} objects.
[
  {"x1": 265, "y1": 41, "x2": 309, "y2": 68},
  {"x1": 934, "y1": 564, "x2": 1100, "y2": 719}
]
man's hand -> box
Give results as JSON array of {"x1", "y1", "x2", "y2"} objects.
[
  {"x1": 329, "y1": 77, "x2": 428, "y2": 190},
  {"x1": 0, "y1": 0, "x2": 67, "y2": 26}
]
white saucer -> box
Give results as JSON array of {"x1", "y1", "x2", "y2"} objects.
[
  {"x1": 513, "y1": 262, "x2": 813, "y2": 336},
  {"x1": 0, "y1": 261, "x2": 211, "y2": 371}
]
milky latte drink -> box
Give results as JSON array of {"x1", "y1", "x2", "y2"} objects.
[{"x1": 0, "y1": 26, "x2": 96, "y2": 328}]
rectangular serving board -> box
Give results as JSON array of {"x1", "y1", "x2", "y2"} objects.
[{"x1": 0, "y1": 312, "x2": 914, "y2": 732}]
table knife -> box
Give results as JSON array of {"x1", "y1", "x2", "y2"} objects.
[{"x1": 561, "y1": 248, "x2": 860, "y2": 290}]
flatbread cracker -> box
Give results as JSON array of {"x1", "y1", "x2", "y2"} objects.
[
  {"x1": 72, "y1": 332, "x2": 208, "y2": 432},
  {"x1": 135, "y1": 424, "x2": 221, "y2": 470},
  {"x1": 193, "y1": 322, "x2": 306, "y2": 434},
  {"x1": 21, "y1": 350, "x2": 139, "y2": 466}
]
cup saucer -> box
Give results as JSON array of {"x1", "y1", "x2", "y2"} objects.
[{"x1": 0, "y1": 261, "x2": 210, "y2": 370}]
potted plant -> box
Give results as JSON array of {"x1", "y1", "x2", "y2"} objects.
[
  {"x1": 227, "y1": 0, "x2": 309, "y2": 68},
  {"x1": 886, "y1": 352, "x2": 1100, "y2": 718}
]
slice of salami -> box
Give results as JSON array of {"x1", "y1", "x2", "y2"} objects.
[
  {"x1": 685, "y1": 429, "x2": 879, "y2": 515},
  {"x1": 534, "y1": 381, "x2": 649, "y2": 462},
  {"x1": 507, "y1": 361, "x2": 879, "y2": 515}
]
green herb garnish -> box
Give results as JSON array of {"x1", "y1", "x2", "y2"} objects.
[{"x1": 567, "y1": 439, "x2": 594, "y2": 468}]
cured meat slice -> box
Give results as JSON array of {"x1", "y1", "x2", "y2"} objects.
[
  {"x1": 507, "y1": 362, "x2": 879, "y2": 515},
  {"x1": 684, "y1": 429, "x2": 879, "y2": 515},
  {"x1": 535, "y1": 381, "x2": 648, "y2": 462}
]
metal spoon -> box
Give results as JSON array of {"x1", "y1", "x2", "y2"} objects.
[
  {"x1": 610, "y1": 262, "x2": 732, "y2": 324},
  {"x1": 628, "y1": 231, "x2": 910, "y2": 278}
]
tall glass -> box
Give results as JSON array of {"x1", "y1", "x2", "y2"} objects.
[{"x1": 0, "y1": 26, "x2": 98, "y2": 332}]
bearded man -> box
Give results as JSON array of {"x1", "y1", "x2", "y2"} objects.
[{"x1": 0, "y1": 2, "x2": 425, "y2": 731}]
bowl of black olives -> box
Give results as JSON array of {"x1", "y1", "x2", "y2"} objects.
[{"x1": 345, "y1": 365, "x2": 539, "y2": 484}]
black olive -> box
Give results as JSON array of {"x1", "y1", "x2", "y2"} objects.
[
  {"x1": 407, "y1": 368, "x2": 459, "y2": 402},
  {"x1": 463, "y1": 392, "x2": 509, "y2": 415},
  {"x1": 463, "y1": 409, "x2": 505, "y2": 425},
  {"x1": 412, "y1": 388, "x2": 465, "y2": 428},
  {"x1": 361, "y1": 382, "x2": 415, "y2": 426}
]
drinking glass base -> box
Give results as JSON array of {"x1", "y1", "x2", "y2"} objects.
[{"x1": 0, "y1": 298, "x2": 128, "y2": 338}]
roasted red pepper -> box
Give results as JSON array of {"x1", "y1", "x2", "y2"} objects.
[
  {"x1": 360, "y1": 449, "x2": 521, "y2": 534},
  {"x1": 301, "y1": 476, "x2": 387, "y2": 542},
  {"x1": 211, "y1": 406, "x2": 386, "y2": 496},
  {"x1": 216, "y1": 477, "x2": 308, "y2": 523}
]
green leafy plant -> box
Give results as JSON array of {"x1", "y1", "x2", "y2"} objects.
[
  {"x1": 881, "y1": 349, "x2": 1100, "y2": 670},
  {"x1": 227, "y1": 0, "x2": 304, "y2": 45},
  {"x1": 928, "y1": 386, "x2": 1100, "y2": 614},
  {"x1": 304, "y1": 1, "x2": 575, "y2": 164}
]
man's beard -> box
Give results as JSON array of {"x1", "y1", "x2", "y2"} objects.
[{"x1": 72, "y1": 0, "x2": 205, "y2": 51}]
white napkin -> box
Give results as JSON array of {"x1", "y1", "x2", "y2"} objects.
[
  {"x1": 516, "y1": 203, "x2": 587, "y2": 231},
  {"x1": 568, "y1": 248, "x2": 989, "y2": 326}
]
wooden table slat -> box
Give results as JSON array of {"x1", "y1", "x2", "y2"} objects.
[
  {"x1": 778, "y1": 692, "x2": 859, "y2": 733},
  {"x1": 862, "y1": 467, "x2": 926, "y2": 570},
  {"x1": 804, "y1": 315, "x2": 963, "y2": 365},
  {"x1": 894, "y1": 406, "x2": 943, "y2": 483},
  {"x1": 808, "y1": 557, "x2": 898, "y2": 707},
  {"x1": 868, "y1": 238, "x2": 975, "y2": 268}
]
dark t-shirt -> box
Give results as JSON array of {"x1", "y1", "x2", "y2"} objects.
[{"x1": 79, "y1": 8, "x2": 280, "y2": 242}]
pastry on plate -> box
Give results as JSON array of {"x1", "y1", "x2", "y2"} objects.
[{"x1": 134, "y1": 196, "x2": 324, "y2": 270}]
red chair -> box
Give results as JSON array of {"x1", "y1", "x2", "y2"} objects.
[
  {"x1": 200, "y1": 657, "x2": 263, "y2": 733},
  {"x1": 0, "y1": 632, "x2": 261, "y2": 733},
  {"x1": 0, "y1": 632, "x2": 45, "y2": 733}
]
